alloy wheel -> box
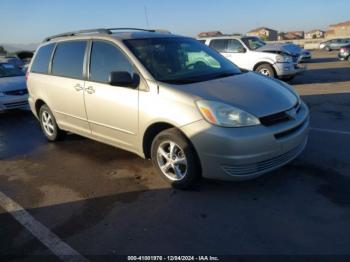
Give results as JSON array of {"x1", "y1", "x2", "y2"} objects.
[
  {"x1": 41, "y1": 111, "x2": 55, "y2": 136},
  {"x1": 156, "y1": 141, "x2": 188, "y2": 181}
]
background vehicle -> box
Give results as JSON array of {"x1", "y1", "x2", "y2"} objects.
[
  {"x1": 0, "y1": 56, "x2": 24, "y2": 69},
  {"x1": 320, "y1": 38, "x2": 350, "y2": 51},
  {"x1": 338, "y1": 45, "x2": 350, "y2": 62},
  {"x1": 27, "y1": 28, "x2": 309, "y2": 189},
  {"x1": 199, "y1": 36, "x2": 306, "y2": 80},
  {"x1": 0, "y1": 62, "x2": 28, "y2": 111}
]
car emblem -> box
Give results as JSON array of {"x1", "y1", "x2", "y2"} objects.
[{"x1": 286, "y1": 108, "x2": 297, "y2": 119}]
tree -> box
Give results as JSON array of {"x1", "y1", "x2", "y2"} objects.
[{"x1": 0, "y1": 45, "x2": 7, "y2": 55}]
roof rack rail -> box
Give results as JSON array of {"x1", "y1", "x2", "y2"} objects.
[
  {"x1": 107, "y1": 28, "x2": 156, "y2": 33},
  {"x1": 44, "y1": 28, "x2": 110, "y2": 42},
  {"x1": 43, "y1": 28, "x2": 160, "y2": 42}
]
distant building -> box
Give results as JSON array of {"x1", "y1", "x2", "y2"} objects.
[
  {"x1": 305, "y1": 29, "x2": 325, "y2": 39},
  {"x1": 246, "y1": 27, "x2": 278, "y2": 41},
  {"x1": 326, "y1": 20, "x2": 350, "y2": 38},
  {"x1": 278, "y1": 31, "x2": 304, "y2": 40},
  {"x1": 197, "y1": 31, "x2": 223, "y2": 38}
]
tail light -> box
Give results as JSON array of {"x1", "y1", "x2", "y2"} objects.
[{"x1": 25, "y1": 70, "x2": 29, "y2": 82}]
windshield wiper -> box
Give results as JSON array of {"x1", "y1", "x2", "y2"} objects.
[
  {"x1": 209, "y1": 71, "x2": 241, "y2": 80},
  {"x1": 160, "y1": 71, "x2": 241, "y2": 85}
]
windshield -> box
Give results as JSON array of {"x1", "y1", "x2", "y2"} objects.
[
  {"x1": 124, "y1": 37, "x2": 241, "y2": 84},
  {"x1": 0, "y1": 63, "x2": 25, "y2": 78},
  {"x1": 241, "y1": 37, "x2": 266, "y2": 50}
]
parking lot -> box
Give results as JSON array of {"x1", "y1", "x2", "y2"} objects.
[{"x1": 1, "y1": 50, "x2": 350, "y2": 259}]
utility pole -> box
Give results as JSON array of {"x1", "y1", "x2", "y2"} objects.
[{"x1": 144, "y1": 6, "x2": 150, "y2": 28}]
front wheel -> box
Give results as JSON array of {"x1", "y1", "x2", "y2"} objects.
[
  {"x1": 255, "y1": 63, "x2": 275, "y2": 78},
  {"x1": 151, "y1": 128, "x2": 200, "y2": 189},
  {"x1": 39, "y1": 105, "x2": 65, "y2": 142}
]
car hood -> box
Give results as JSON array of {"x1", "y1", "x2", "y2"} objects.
[
  {"x1": 256, "y1": 43, "x2": 301, "y2": 56},
  {"x1": 0, "y1": 76, "x2": 26, "y2": 92},
  {"x1": 166, "y1": 72, "x2": 298, "y2": 117}
]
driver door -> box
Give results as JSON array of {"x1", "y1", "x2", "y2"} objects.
[
  {"x1": 84, "y1": 40, "x2": 139, "y2": 152},
  {"x1": 224, "y1": 39, "x2": 250, "y2": 69}
]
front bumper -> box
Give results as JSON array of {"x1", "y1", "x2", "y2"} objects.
[
  {"x1": 0, "y1": 94, "x2": 29, "y2": 111},
  {"x1": 274, "y1": 62, "x2": 307, "y2": 77},
  {"x1": 181, "y1": 102, "x2": 309, "y2": 181}
]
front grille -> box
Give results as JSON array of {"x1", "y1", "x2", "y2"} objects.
[
  {"x1": 221, "y1": 139, "x2": 307, "y2": 176},
  {"x1": 3, "y1": 89, "x2": 28, "y2": 96},
  {"x1": 260, "y1": 103, "x2": 301, "y2": 126},
  {"x1": 4, "y1": 101, "x2": 28, "y2": 109},
  {"x1": 292, "y1": 55, "x2": 299, "y2": 63},
  {"x1": 274, "y1": 121, "x2": 306, "y2": 139}
]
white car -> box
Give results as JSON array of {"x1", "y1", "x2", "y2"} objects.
[
  {"x1": 0, "y1": 62, "x2": 28, "y2": 111},
  {"x1": 198, "y1": 36, "x2": 306, "y2": 80}
]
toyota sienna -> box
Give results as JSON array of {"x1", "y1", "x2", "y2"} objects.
[{"x1": 27, "y1": 28, "x2": 309, "y2": 189}]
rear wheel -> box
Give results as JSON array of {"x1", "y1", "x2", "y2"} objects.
[
  {"x1": 255, "y1": 63, "x2": 275, "y2": 78},
  {"x1": 151, "y1": 128, "x2": 200, "y2": 189},
  {"x1": 39, "y1": 105, "x2": 65, "y2": 142}
]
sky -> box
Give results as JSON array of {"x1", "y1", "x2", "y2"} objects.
[{"x1": 1, "y1": 0, "x2": 350, "y2": 44}]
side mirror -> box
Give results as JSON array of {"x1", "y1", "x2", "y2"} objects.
[
  {"x1": 109, "y1": 71, "x2": 139, "y2": 88},
  {"x1": 239, "y1": 47, "x2": 247, "y2": 53}
]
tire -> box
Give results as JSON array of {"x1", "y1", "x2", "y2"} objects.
[
  {"x1": 255, "y1": 63, "x2": 275, "y2": 78},
  {"x1": 39, "y1": 104, "x2": 65, "y2": 142},
  {"x1": 325, "y1": 46, "x2": 331, "y2": 52},
  {"x1": 151, "y1": 128, "x2": 200, "y2": 189}
]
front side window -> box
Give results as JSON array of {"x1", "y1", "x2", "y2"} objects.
[
  {"x1": 52, "y1": 41, "x2": 87, "y2": 79},
  {"x1": 89, "y1": 41, "x2": 134, "y2": 83},
  {"x1": 124, "y1": 37, "x2": 241, "y2": 85},
  {"x1": 31, "y1": 44, "x2": 55, "y2": 74},
  {"x1": 0, "y1": 63, "x2": 25, "y2": 78},
  {"x1": 241, "y1": 37, "x2": 266, "y2": 50},
  {"x1": 227, "y1": 39, "x2": 245, "y2": 53}
]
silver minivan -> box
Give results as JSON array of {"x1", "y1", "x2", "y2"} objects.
[{"x1": 27, "y1": 28, "x2": 309, "y2": 189}]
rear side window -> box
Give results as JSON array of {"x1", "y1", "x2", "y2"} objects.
[
  {"x1": 31, "y1": 44, "x2": 55, "y2": 74},
  {"x1": 52, "y1": 41, "x2": 87, "y2": 79},
  {"x1": 209, "y1": 39, "x2": 228, "y2": 52},
  {"x1": 89, "y1": 41, "x2": 134, "y2": 83},
  {"x1": 227, "y1": 39, "x2": 245, "y2": 53}
]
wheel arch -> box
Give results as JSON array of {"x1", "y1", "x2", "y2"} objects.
[
  {"x1": 253, "y1": 61, "x2": 277, "y2": 76},
  {"x1": 35, "y1": 99, "x2": 47, "y2": 116}
]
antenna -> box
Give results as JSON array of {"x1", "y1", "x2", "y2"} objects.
[{"x1": 144, "y1": 6, "x2": 150, "y2": 28}]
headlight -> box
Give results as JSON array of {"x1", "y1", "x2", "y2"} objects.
[
  {"x1": 196, "y1": 100, "x2": 260, "y2": 127},
  {"x1": 276, "y1": 55, "x2": 293, "y2": 63}
]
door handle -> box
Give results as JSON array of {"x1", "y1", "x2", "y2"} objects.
[
  {"x1": 74, "y1": 83, "x2": 83, "y2": 91},
  {"x1": 86, "y1": 86, "x2": 95, "y2": 94}
]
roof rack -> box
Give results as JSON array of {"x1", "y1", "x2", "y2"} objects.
[{"x1": 43, "y1": 28, "x2": 158, "y2": 42}]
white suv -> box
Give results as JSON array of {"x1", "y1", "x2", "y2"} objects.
[{"x1": 199, "y1": 36, "x2": 306, "y2": 80}]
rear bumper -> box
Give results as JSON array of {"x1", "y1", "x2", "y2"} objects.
[
  {"x1": 0, "y1": 94, "x2": 29, "y2": 111},
  {"x1": 274, "y1": 62, "x2": 306, "y2": 77},
  {"x1": 181, "y1": 102, "x2": 309, "y2": 181},
  {"x1": 28, "y1": 95, "x2": 38, "y2": 118}
]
